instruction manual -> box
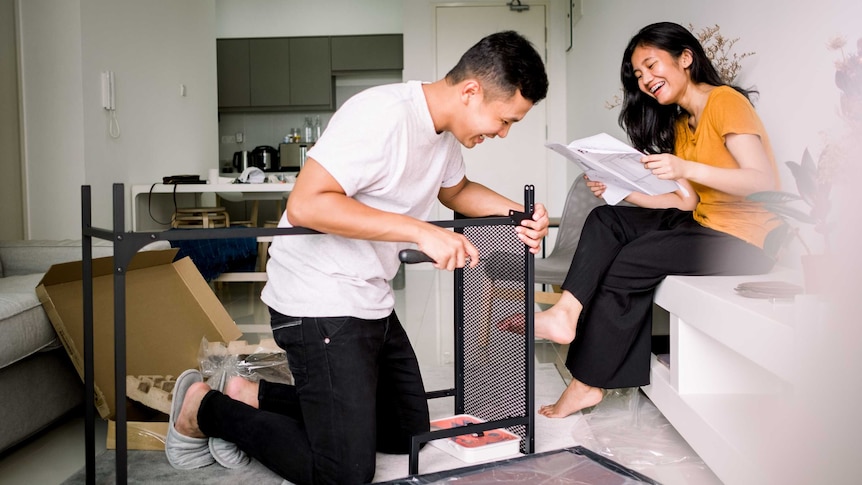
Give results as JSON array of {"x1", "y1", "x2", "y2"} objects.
[{"x1": 546, "y1": 133, "x2": 687, "y2": 205}]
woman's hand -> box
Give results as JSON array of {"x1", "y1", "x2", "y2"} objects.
[
  {"x1": 584, "y1": 175, "x2": 606, "y2": 199},
  {"x1": 641, "y1": 134, "x2": 777, "y2": 197},
  {"x1": 641, "y1": 153, "x2": 690, "y2": 180}
]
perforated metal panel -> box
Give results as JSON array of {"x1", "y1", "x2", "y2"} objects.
[
  {"x1": 457, "y1": 222, "x2": 531, "y2": 453},
  {"x1": 404, "y1": 186, "x2": 536, "y2": 474}
]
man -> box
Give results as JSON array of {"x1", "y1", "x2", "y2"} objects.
[{"x1": 167, "y1": 30, "x2": 549, "y2": 484}]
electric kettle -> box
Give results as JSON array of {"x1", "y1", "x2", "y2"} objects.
[
  {"x1": 232, "y1": 151, "x2": 251, "y2": 172},
  {"x1": 251, "y1": 145, "x2": 279, "y2": 171}
]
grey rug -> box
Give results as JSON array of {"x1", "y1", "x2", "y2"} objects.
[
  {"x1": 61, "y1": 362, "x2": 574, "y2": 484},
  {"x1": 61, "y1": 450, "x2": 288, "y2": 485}
]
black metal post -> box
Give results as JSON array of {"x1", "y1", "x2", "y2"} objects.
[
  {"x1": 524, "y1": 185, "x2": 536, "y2": 454},
  {"x1": 81, "y1": 186, "x2": 96, "y2": 485},
  {"x1": 112, "y1": 183, "x2": 128, "y2": 485},
  {"x1": 453, "y1": 234, "x2": 466, "y2": 415}
]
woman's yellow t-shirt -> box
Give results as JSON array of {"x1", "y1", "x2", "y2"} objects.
[{"x1": 674, "y1": 86, "x2": 781, "y2": 248}]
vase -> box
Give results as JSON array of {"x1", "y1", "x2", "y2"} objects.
[{"x1": 800, "y1": 254, "x2": 832, "y2": 294}]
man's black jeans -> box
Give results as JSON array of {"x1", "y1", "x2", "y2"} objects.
[{"x1": 197, "y1": 309, "x2": 431, "y2": 485}]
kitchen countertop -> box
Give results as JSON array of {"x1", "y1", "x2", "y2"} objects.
[{"x1": 131, "y1": 181, "x2": 295, "y2": 230}]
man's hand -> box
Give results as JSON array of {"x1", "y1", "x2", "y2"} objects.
[
  {"x1": 514, "y1": 202, "x2": 549, "y2": 254},
  {"x1": 416, "y1": 225, "x2": 481, "y2": 271}
]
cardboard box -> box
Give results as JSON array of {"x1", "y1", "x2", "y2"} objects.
[
  {"x1": 106, "y1": 420, "x2": 169, "y2": 451},
  {"x1": 36, "y1": 249, "x2": 242, "y2": 423}
]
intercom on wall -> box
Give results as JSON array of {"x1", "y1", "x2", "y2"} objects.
[
  {"x1": 101, "y1": 70, "x2": 120, "y2": 138},
  {"x1": 101, "y1": 71, "x2": 115, "y2": 110}
]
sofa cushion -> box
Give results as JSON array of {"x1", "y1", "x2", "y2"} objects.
[
  {"x1": 0, "y1": 239, "x2": 172, "y2": 370},
  {"x1": 0, "y1": 347, "x2": 83, "y2": 453},
  {"x1": 0, "y1": 239, "x2": 114, "y2": 277},
  {"x1": 0, "y1": 273, "x2": 60, "y2": 370}
]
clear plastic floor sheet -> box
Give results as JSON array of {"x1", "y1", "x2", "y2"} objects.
[
  {"x1": 376, "y1": 446, "x2": 660, "y2": 484},
  {"x1": 569, "y1": 388, "x2": 718, "y2": 483}
]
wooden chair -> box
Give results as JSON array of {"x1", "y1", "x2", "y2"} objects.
[
  {"x1": 257, "y1": 220, "x2": 279, "y2": 272},
  {"x1": 171, "y1": 207, "x2": 230, "y2": 228}
]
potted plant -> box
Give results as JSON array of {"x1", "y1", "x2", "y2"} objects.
[
  {"x1": 747, "y1": 148, "x2": 834, "y2": 293},
  {"x1": 747, "y1": 34, "x2": 860, "y2": 294}
]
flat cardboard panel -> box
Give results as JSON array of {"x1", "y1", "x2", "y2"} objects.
[
  {"x1": 106, "y1": 420, "x2": 168, "y2": 451},
  {"x1": 36, "y1": 249, "x2": 241, "y2": 419}
]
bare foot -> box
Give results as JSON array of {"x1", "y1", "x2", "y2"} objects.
[
  {"x1": 534, "y1": 291, "x2": 582, "y2": 344},
  {"x1": 224, "y1": 376, "x2": 260, "y2": 409},
  {"x1": 538, "y1": 378, "x2": 603, "y2": 418},
  {"x1": 175, "y1": 381, "x2": 210, "y2": 438}
]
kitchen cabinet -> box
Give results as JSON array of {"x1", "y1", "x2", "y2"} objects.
[
  {"x1": 216, "y1": 39, "x2": 250, "y2": 108},
  {"x1": 330, "y1": 34, "x2": 403, "y2": 72},
  {"x1": 249, "y1": 38, "x2": 292, "y2": 107},
  {"x1": 288, "y1": 37, "x2": 332, "y2": 107},
  {"x1": 217, "y1": 36, "x2": 332, "y2": 111}
]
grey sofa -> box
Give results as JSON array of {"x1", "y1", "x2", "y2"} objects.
[{"x1": 0, "y1": 239, "x2": 168, "y2": 454}]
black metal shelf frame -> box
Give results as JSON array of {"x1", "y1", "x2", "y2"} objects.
[{"x1": 80, "y1": 183, "x2": 535, "y2": 484}]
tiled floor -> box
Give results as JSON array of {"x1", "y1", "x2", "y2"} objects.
[{"x1": 0, "y1": 276, "x2": 718, "y2": 485}]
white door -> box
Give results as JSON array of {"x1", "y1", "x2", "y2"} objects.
[{"x1": 435, "y1": 4, "x2": 548, "y2": 206}]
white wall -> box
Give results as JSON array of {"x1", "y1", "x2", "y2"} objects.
[
  {"x1": 215, "y1": 0, "x2": 402, "y2": 38},
  {"x1": 18, "y1": 0, "x2": 86, "y2": 239},
  {"x1": 18, "y1": 0, "x2": 217, "y2": 238}
]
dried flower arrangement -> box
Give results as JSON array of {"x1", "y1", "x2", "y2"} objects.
[
  {"x1": 691, "y1": 23, "x2": 755, "y2": 84},
  {"x1": 828, "y1": 35, "x2": 862, "y2": 124},
  {"x1": 605, "y1": 24, "x2": 755, "y2": 109}
]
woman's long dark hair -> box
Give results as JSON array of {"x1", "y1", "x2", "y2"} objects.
[{"x1": 618, "y1": 22, "x2": 756, "y2": 154}]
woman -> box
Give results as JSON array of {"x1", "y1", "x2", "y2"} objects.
[{"x1": 532, "y1": 21, "x2": 782, "y2": 417}]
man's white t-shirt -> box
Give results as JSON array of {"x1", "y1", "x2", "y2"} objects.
[{"x1": 260, "y1": 81, "x2": 466, "y2": 320}]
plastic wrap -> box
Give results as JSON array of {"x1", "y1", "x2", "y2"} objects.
[
  {"x1": 197, "y1": 337, "x2": 293, "y2": 390},
  {"x1": 378, "y1": 446, "x2": 658, "y2": 484},
  {"x1": 110, "y1": 339, "x2": 293, "y2": 451},
  {"x1": 570, "y1": 388, "x2": 708, "y2": 475}
]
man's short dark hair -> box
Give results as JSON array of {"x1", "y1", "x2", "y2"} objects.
[{"x1": 446, "y1": 30, "x2": 548, "y2": 104}]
